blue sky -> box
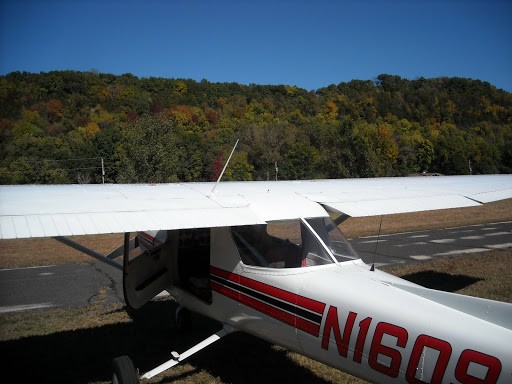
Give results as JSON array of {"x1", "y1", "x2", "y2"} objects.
[{"x1": 1, "y1": 0, "x2": 511, "y2": 91}]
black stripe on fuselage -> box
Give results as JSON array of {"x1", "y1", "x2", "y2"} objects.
[{"x1": 210, "y1": 274, "x2": 323, "y2": 325}]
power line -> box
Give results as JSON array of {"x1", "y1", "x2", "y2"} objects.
[
  {"x1": 0, "y1": 165, "x2": 118, "y2": 173},
  {"x1": 0, "y1": 157, "x2": 119, "y2": 176},
  {"x1": 21, "y1": 157, "x2": 113, "y2": 163}
]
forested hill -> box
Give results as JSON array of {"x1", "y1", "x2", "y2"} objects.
[{"x1": 1, "y1": 71, "x2": 511, "y2": 184}]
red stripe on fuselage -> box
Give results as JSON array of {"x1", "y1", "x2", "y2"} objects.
[
  {"x1": 210, "y1": 266, "x2": 325, "y2": 315},
  {"x1": 210, "y1": 281, "x2": 321, "y2": 336},
  {"x1": 210, "y1": 266, "x2": 326, "y2": 336}
]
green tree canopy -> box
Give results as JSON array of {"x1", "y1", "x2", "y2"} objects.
[{"x1": 1, "y1": 71, "x2": 510, "y2": 184}]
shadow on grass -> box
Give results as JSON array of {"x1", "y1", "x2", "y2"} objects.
[
  {"x1": 1, "y1": 300, "x2": 333, "y2": 384},
  {"x1": 399, "y1": 270, "x2": 483, "y2": 292}
]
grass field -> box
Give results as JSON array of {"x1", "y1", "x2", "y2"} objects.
[{"x1": 0, "y1": 199, "x2": 511, "y2": 383}]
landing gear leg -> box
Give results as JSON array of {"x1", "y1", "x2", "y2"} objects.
[
  {"x1": 175, "y1": 305, "x2": 191, "y2": 331},
  {"x1": 112, "y1": 355, "x2": 139, "y2": 384}
]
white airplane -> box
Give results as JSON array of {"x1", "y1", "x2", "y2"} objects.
[{"x1": 1, "y1": 175, "x2": 512, "y2": 384}]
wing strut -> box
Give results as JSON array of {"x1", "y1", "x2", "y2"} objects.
[
  {"x1": 54, "y1": 236, "x2": 123, "y2": 271},
  {"x1": 140, "y1": 324, "x2": 236, "y2": 380}
]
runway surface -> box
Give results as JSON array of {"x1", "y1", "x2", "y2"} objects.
[
  {"x1": 1, "y1": 221, "x2": 510, "y2": 314},
  {"x1": 351, "y1": 221, "x2": 512, "y2": 267},
  {"x1": 0, "y1": 262, "x2": 123, "y2": 314}
]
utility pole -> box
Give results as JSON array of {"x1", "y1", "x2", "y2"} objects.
[{"x1": 101, "y1": 158, "x2": 105, "y2": 184}]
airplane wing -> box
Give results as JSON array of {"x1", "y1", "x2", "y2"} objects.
[{"x1": 1, "y1": 175, "x2": 511, "y2": 239}]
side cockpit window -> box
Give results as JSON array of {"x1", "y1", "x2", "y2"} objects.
[
  {"x1": 232, "y1": 219, "x2": 335, "y2": 269},
  {"x1": 232, "y1": 222, "x2": 302, "y2": 268}
]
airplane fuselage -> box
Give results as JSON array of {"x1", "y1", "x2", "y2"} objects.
[{"x1": 164, "y1": 226, "x2": 512, "y2": 384}]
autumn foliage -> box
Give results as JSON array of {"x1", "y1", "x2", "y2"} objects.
[{"x1": 0, "y1": 71, "x2": 511, "y2": 184}]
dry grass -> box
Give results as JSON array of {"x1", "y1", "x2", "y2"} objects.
[
  {"x1": 0, "y1": 302, "x2": 131, "y2": 341},
  {"x1": 0, "y1": 234, "x2": 124, "y2": 269},
  {"x1": 384, "y1": 249, "x2": 512, "y2": 303}
]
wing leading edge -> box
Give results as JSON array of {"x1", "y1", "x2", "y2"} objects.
[{"x1": 1, "y1": 175, "x2": 511, "y2": 240}]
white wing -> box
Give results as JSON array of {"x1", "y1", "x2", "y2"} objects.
[{"x1": 1, "y1": 175, "x2": 511, "y2": 239}]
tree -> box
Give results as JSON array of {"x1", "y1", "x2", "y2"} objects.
[
  {"x1": 223, "y1": 151, "x2": 254, "y2": 181},
  {"x1": 241, "y1": 121, "x2": 295, "y2": 180},
  {"x1": 1, "y1": 71, "x2": 511, "y2": 184},
  {"x1": 210, "y1": 154, "x2": 224, "y2": 182},
  {"x1": 351, "y1": 120, "x2": 398, "y2": 176},
  {"x1": 93, "y1": 127, "x2": 123, "y2": 182},
  {"x1": 280, "y1": 143, "x2": 318, "y2": 180},
  {"x1": 432, "y1": 123, "x2": 469, "y2": 175},
  {"x1": 117, "y1": 115, "x2": 179, "y2": 183}
]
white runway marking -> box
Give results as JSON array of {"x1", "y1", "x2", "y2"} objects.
[
  {"x1": 484, "y1": 232, "x2": 511, "y2": 237},
  {"x1": 410, "y1": 255, "x2": 432, "y2": 260},
  {"x1": 396, "y1": 242, "x2": 427, "y2": 247},
  {"x1": 448, "y1": 229, "x2": 475, "y2": 234},
  {"x1": 486, "y1": 243, "x2": 512, "y2": 249},
  {"x1": 431, "y1": 239, "x2": 455, "y2": 244},
  {"x1": 360, "y1": 239, "x2": 388, "y2": 244},
  {"x1": 0, "y1": 303, "x2": 56, "y2": 314},
  {"x1": 460, "y1": 236, "x2": 485, "y2": 240},
  {"x1": 0, "y1": 265, "x2": 57, "y2": 272},
  {"x1": 435, "y1": 248, "x2": 488, "y2": 256},
  {"x1": 409, "y1": 234, "x2": 430, "y2": 239}
]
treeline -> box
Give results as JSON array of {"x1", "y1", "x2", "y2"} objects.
[{"x1": 0, "y1": 71, "x2": 511, "y2": 184}]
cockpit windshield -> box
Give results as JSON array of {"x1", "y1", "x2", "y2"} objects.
[
  {"x1": 231, "y1": 217, "x2": 357, "y2": 269},
  {"x1": 305, "y1": 217, "x2": 359, "y2": 262}
]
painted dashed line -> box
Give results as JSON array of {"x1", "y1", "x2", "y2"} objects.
[
  {"x1": 0, "y1": 303, "x2": 56, "y2": 314},
  {"x1": 486, "y1": 243, "x2": 512, "y2": 249},
  {"x1": 360, "y1": 239, "x2": 388, "y2": 244},
  {"x1": 395, "y1": 242, "x2": 428, "y2": 247},
  {"x1": 484, "y1": 232, "x2": 511, "y2": 237},
  {"x1": 435, "y1": 248, "x2": 488, "y2": 256},
  {"x1": 410, "y1": 255, "x2": 432, "y2": 260},
  {"x1": 430, "y1": 239, "x2": 456, "y2": 244},
  {"x1": 0, "y1": 265, "x2": 57, "y2": 272}
]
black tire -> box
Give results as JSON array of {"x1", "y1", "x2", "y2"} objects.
[
  {"x1": 175, "y1": 305, "x2": 191, "y2": 331},
  {"x1": 112, "y1": 355, "x2": 139, "y2": 384}
]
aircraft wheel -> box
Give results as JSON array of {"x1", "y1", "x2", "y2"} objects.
[
  {"x1": 112, "y1": 355, "x2": 139, "y2": 384},
  {"x1": 175, "y1": 305, "x2": 191, "y2": 331}
]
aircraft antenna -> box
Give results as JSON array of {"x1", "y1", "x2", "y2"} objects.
[
  {"x1": 210, "y1": 139, "x2": 239, "y2": 195},
  {"x1": 370, "y1": 215, "x2": 384, "y2": 271}
]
